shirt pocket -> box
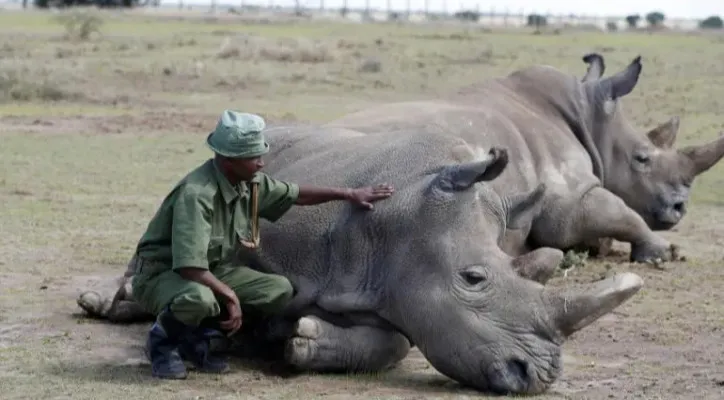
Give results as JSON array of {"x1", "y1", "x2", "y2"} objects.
[{"x1": 207, "y1": 236, "x2": 225, "y2": 265}]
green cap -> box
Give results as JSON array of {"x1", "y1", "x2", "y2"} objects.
[{"x1": 206, "y1": 110, "x2": 269, "y2": 158}]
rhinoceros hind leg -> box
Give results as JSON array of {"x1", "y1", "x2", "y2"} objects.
[
  {"x1": 107, "y1": 300, "x2": 155, "y2": 323},
  {"x1": 77, "y1": 290, "x2": 109, "y2": 318},
  {"x1": 284, "y1": 315, "x2": 411, "y2": 373},
  {"x1": 77, "y1": 283, "x2": 154, "y2": 323}
]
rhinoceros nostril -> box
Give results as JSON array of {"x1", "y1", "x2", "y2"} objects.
[
  {"x1": 486, "y1": 358, "x2": 533, "y2": 395},
  {"x1": 507, "y1": 358, "x2": 530, "y2": 383},
  {"x1": 672, "y1": 202, "x2": 685, "y2": 213}
]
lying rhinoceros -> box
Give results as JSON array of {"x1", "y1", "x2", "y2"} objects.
[
  {"x1": 77, "y1": 125, "x2": 644, "y2": 395},
  {"x1": 325, "y1": 53, "x2": 724, "y2": 263}
]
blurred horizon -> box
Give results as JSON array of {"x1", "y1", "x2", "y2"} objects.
[{"x1": 0, "y1": 0, "x2": 720, "y2": 19}]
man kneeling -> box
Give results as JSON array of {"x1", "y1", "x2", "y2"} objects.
[{"x1": 131, "y1": 110, "x2": 394, "y2": 379}]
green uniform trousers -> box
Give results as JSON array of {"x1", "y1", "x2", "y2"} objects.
[{"x1": 131, "y1": 256, "x2": 294, "y2": 327}]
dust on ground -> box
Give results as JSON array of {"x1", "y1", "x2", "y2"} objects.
[{"x1": 1, "y1": 7, "x2": 724, "y2": 400}]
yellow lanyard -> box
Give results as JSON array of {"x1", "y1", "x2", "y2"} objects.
[{"x1": 238, "y1": 181, "x2": 260, "y2": 250}]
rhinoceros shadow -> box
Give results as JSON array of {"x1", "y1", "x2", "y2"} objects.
[{"x1": 47, "y1": 314, "x2": 505, "y2": 396}]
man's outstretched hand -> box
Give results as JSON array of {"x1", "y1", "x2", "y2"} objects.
[{"x1": 348, "y1": 183, "x2": 395, "y2": 210}]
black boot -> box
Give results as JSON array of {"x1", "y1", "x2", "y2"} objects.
[
  {"x1": 179, "y1": 317, "x2": 229, "y2": 374},
  {"x1": 145, "y1": 307, "x2": 189, "y2": 379},
  {"x1": 178, "y1": 324, "x2": 230, "y2": 374}
]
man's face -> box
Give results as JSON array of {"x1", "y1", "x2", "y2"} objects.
[{"x1": 221, "y1": 155, "x2": 264, "y2": 182}]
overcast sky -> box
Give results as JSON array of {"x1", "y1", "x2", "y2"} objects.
[{"x1": 176, "y1": 0, "x2": 720, "y2": 19}]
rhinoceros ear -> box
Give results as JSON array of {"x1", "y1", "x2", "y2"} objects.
[
  {"x1": 581, "y1": 53, "x2": 606, "y2": 82},
  {"x1": 598, "y1": 55, "x2": 642, "y2": 100},
  {"x1": 506, "y1": 183, "x2": 547, "y2": 229},
  {"x1": 438, "y1": 147, "x2": 509, "y2": 191}
]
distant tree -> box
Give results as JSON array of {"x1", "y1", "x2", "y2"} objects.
[
  {"x1": 606, "y1": 21, "x2": 618, "y2": 31},
  {"x1": 699, "y1": 16, "x2": 723, "y2": 29},
  {"x1": 387, "y1": 11, "x2": 401, "y2": 22},
  {"x1": 527, "y1": 14, "x2": 548, "y2": 28},
  {"x1": 625, "y1": 14, "x2": 640, "y2": 28},
  {"x1": 645, "y1": 11, "x2": 665, "y2": 27},
  {"x1": 454, "y1": 10, "x2": 480, "y2": 22}
]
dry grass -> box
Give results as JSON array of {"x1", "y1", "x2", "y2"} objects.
[{"x1": 1, "y1": 7, "x2": 724, "y2": 400}]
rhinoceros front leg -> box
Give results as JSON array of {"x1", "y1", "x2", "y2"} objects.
[
  {"x1": 531, "y1": 187, "x2": 679, "y2": 263},
  {"x1": 284, "y1": 315, "x2": 411, "y2": 373}
]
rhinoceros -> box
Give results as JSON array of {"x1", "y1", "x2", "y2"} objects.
[
  {"x1": 77, "y1": 124, "x2": 644, "y2": 395},
  {"x1": 325, "y1": 53, "x2": 724, "y2": 262}
]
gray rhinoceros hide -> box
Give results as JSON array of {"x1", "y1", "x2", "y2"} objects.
[
  {"x1": 77, "y1": 123, "x2": 646, "y2": 396},
  {"x1": 240, "y1": 124, "x2": 644, "y2": 395},
  {"x1": 325, "y1": 53, "x2": 724, "y2": 263}
]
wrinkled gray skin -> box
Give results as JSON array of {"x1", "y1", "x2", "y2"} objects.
[
  {"x1": 325, "y1": 53, "x2": 724, "y2": 262},
  {"x1": 77, "y1": 126, "x2": 645, "y2": 395}
]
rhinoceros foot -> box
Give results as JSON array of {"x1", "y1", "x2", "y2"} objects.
[
  {"x1": 512, "y1": 247, "x2": 564, "y2": 284},
  {"x1": 284, "y1": 316, "x2": 323, "y2": 367},
  {"x1": 630, "y1": 238, "x2": 682, "y2": 265},
  {"x1": 283, "y1": 315, "x2": 411, "y2": 374},
  {"x1": 77, "y1": 291, "x2": 107, "y2": 318}
]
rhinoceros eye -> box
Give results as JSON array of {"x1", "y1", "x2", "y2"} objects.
[{"x1": 460, "y1": 269, "x2": 487, "y2": 286}]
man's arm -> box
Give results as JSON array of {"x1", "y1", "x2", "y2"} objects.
[
  {"x1": 171, "y1": 188, "x2": 237, "y2": 304},
  {"x1": 258, "y1": 174, "x2": 395, "y2": 222},
  {"x1": 296, "y1": 184, "x2": 395, "y2": 209},
  {"x1": 175, "y1": 268, "x2": 237, "y2": 304},
  {"x1": 294, "y1": 186, "x2": 353, "y2": 206}
]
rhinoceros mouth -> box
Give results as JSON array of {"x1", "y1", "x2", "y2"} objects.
[
  {"x1": 458, "y1": 357, "x2": 561, "y2": 396},
  {"x1": 650, "y1": 219, "x2": 678, "y2": 231},
  {"x1": 473, "y1": 348, "x2": 561, "y2": 395}
]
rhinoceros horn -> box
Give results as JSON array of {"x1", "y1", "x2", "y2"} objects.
[
  {"x1": 680, "y1": 132, "x2": 724, "y2": 177},
  {"x1": 547, "y1": 272, "x2": 644, "y2": 337}
]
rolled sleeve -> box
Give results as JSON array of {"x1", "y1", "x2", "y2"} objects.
[
  {"x1": 257, "y1": 174, "x2": 300, "y2": 222},
  {"x1": 171, "y1": 187, "x2": 213, "y2": 271}
]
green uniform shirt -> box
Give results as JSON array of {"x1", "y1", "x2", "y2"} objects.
[{"x1": 135, "y1": 159, "x2": 299, "y2": 271}]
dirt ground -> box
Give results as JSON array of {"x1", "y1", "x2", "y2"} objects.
[{"x1": 2, "y1": 7, "x2": 724, "y2": 400}]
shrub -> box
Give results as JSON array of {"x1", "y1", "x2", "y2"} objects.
[
  {"x1": 0, "y1": 69, "x2": 77, "y2": 102},
  {"x1": 699, "y1": 16, "x2": 723, "y2": 29},
  {"x1": 216, "y1": 35, "x2": 336, "y2": 64},
  {"x1": 54, "y1": 11, "x2": 104, "y2": 41}
]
